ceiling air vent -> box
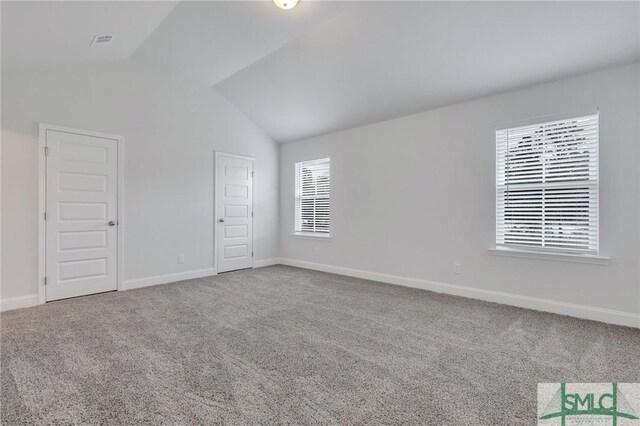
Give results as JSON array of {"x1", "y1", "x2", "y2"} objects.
[{"x1": 91, "y1": 35, "x2": 114, "y2": 46}]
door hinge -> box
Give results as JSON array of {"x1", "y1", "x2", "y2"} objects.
[
  {"x1": 44, "y1": 276, "x2": 47, "y2": 286},
  {"x1": 252, "y1": 251, "x2": 254, "y2": 257},
  {"x1": 44, "y1": 146, "x2": 49, "y2": 156},
  {"x1": 251, "y1": 171, "x2": 255, "y2": 178},
  {"x1": 44, "y1": 211, "x2": 47, "y2": 221},
  {"x1": 251, "y1": 212, "x2": 254, "y2": 217}
]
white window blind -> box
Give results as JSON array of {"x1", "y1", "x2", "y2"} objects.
[
  {"x1": 496, "y1": 114, "x2": 599, "y2": 254},
  {"x1": 295, "y1": 158, "x2": 330, "y2": 235}
]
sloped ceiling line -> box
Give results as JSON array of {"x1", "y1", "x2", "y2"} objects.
[{"x1": 3, "y1": 1, "x2": 639, "y2": 143}]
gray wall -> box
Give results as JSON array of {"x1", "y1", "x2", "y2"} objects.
[
  {"x1": 1, "y1": 61, "x2": 280, "y2": 300},
  {"x1": 280, "y1": 63, "x2": 640, "y2": 315}
]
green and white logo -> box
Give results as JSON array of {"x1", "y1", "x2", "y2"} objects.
[{"x1": 538, "y1": 383, "x2": 640, "y2": 425}]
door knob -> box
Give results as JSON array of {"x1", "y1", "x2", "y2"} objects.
[
  {"x1": 219, "y1": 218, "x2": 225, "y2": 223},
  {"x1": 108, "y1": 220, "x2": 117, "y2": 226}
]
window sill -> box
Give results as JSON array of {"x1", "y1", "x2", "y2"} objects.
[
  {"x1": 291, "y1": 233, "x2": 333, "y2": 241},
  {"x1": 487, "y1": 247, "x2": 609, "y2": 265}
]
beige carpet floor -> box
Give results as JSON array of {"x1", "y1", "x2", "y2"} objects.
[{"x1": 1, "y1": 265, "x2": 639, "y2": 424}]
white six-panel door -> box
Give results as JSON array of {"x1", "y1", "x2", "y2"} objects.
[
  {"x1": 216, "y1": 153, "x2": 254, "y2": 273},
  {"x1": 45, "y1": 129, "x2": 119, "y2": 301}
]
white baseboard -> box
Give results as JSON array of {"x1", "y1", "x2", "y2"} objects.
[
  {"x1": 6, "y1": 261, "x2": 637, "y2": 328},
  {"x1": 0, "y1": 294, "x2": 40, "y2": 312},
  {"x1": 123, "y1": 268, "x2": 216, "y2": 291},
  {"x1": 253, "y1": 258, "x2": 283, "y2": 268},
  {"x1": 279, "y1": 258, "x2": 640, "y2": 329}
]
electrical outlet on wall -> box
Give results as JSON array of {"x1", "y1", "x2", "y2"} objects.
[
  {"x1": 453, "y1": 263, "x2": 462, "y2": 274},
  {"x1": 177, "y1": 255, "x2": 185, "y2": 264}
]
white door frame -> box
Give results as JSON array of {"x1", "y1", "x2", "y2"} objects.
[
  {"x1": 38, "y1": 123, "x2": 124, "y2": 304},
  {"x1": 214, "y1": 151, "x2": 256, "y2": 273}
]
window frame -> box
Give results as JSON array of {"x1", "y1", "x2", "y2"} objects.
[
  {"x1": 294, "y1": 157, "x2": 331, "y2": 238},
  {"x1": 494, "y1": 113, "x2": 601, "y2": 258}
]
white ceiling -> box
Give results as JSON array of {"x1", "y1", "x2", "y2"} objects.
[
  {"x1": 2, "y1": 1, "x2": 639, "y2": 143},
  {"x1": 132, "y1": 1, "x2": 346, "y2": 85},
  {"x1": 215, "y1": 1, "x2": 640, "y2": 142},
  {"x1": 1, "y1": 1, "x2": 178, "y2": 69}
]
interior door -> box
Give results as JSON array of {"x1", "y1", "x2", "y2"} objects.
[
  {"x1": 45, "y1": 129, "x2": 118, "y2": 301},
  {"x1": 216, "y1": 153, "x2": 254, "y2": 273}
]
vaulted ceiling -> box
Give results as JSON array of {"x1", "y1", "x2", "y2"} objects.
[
  {"x1": 2, "y1": 1, "x2": 639, "y2": 142},
  {"x1": 1, "y1": 1, "x2": 179, "y2": 69},
  {"x1": 132, "y1": 1, "x2": 345, "y2": 86}
]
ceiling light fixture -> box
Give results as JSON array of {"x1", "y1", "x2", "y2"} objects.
[{"x1": 273, "y1": 0, "x2": 299, "y2": 10}]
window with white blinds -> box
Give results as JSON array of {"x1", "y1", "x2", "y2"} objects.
[
  {"x1": 295, "y1": 158, "x2": 330, "y2": 235},
  {"x1": 496, "y1": 114, "x2": 599, "y2": 255}
]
